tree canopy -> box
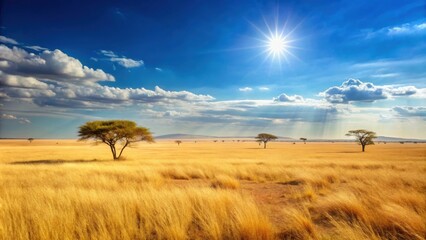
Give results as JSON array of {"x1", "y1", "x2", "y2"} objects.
[
  {"x1": 346, "y1": 129, "x2": 377, "y2": 152},
  {"x1": 78, "y1": 120, "x2": 154, "y2": 160},
  {"x1": 255, "y1": 133, "x2": 278, "y2": 149}
]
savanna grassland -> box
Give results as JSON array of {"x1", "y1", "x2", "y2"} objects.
[{"x1": 0, "y1": 140, "x2": 425, "y2": 240}]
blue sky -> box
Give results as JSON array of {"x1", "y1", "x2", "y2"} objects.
[{"x1": 0, "y1": 0, "x2": 425, "y2": 138}]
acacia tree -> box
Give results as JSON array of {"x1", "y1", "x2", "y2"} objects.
[
  {"x1": 175, "y1": 140, "x2": 182, "y2": 146},
  {"x1": 78, "y1": 120, "x2": 154, "y2": 160},
  {"x1": 300, "y1": 138, "x2": 307, "y2": 144},
  {"x1": 255, "y1": 133, "x2": 278, "y2": 149},
  {"x1": 28, "y1": 138, "x2": 34, "y2": 143},
  {"x1": 346, "y1": 129, "x2": 377, "y2": 152}
]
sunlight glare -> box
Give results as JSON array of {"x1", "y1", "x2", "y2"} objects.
[{"x1": 267, "y1": 34, "x2": 286, "y2": 57}]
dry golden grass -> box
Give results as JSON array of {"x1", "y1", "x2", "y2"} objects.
[
  {"x1": 211, "y1": 175, "x2": 241, "y2": 189},
  {"x1": 0, "y1": 140, "x2": 425, "y2": 239}
]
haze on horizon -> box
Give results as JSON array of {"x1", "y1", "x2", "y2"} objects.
[{"x1": 0, "y1": 0, "x2": 425, "y2": 139}]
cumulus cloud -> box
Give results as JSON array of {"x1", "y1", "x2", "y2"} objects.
[
  {"x1": 411, "y1": 88, "x2": 426, "y2": 99},
  {"x1": 2, "y1": 81, "x2": 214, "y2": 108},
  {"x1": 0, "y1": 113, "x2": 31, "y2": 124},
  {"x1": 2, "y1": 87, "x2": 56, "y2": 98},
  {"x1": 239, "y1": 87, "x2": 253, "y2": 92},
  {"x1": 0, "y1": 45, "x2": 115, "y2": 85},
  {"x1": 320, "y1": 78, "x2": 422, "y2": 103},
  {"x1": 392, "y1": 106, "x2": 426, "y2": 118},
  {"x1": 0, "y1": 36, "x2": 18, "y2": 45},
  {"x1": 0, "y1": 71, "x2": 49, "y2": 89},
  {"x1": 0, "y1": 44, "x2": 214, "y2": 109},
  {"x1": 274, "y1": 93, "x2": 304, "y2": 103},
  {"x1": 99, "y1": 50, "x2": 144, "y2": 68},
  {"x1": 163, "y1": 110, "x2": 182, "y2": 117},
  {"x1": 259, "y1": 87, "x2": 269, "y2": 91}
]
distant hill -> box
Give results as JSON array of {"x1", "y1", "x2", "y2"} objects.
[
  {"x1": 155, "y1": 134, "x2": 294, "y2": 140},
  {"x1": 155, "y1": 134, "x2": 218, "y2": 139},
  {"x1": 308, "y1": 136, "x2": 425, "y2": 142},
  {"x1": 375, "y1": 136, "x2": 424, "y2": 142},
  {"x1": 154, "y1": 134, "x2": 424, "y2": 142}
]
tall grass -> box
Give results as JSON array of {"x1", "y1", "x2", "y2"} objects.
[
  {"x1": 0, "y1": 140, "x2": 425, "y2": 239},
  {"x1": 0, "y1": 181, "x2": 274, "y2": 240}
]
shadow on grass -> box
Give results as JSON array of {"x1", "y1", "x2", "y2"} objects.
[{"x1": 10, "y1": 159, "x2": 101, "y2": 165}]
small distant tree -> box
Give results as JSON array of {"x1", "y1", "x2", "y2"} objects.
[
  {"x1": 300, "y1": 138, "x2": 307, "y2": 144},
  {"x1": 27, "y1": 138, "x2": 34, "y2": 143},
  {"x1": 255, "y1": 133, "x2": 278, "y2": 149},
  {"x1": 175, "y1": 140, "x2": 182, "y2": 146},
  {"x1": 346, "y1": 129, "x2": 377, "y2": 152},
  {"x1": 78, "y1": 120, "x2": 154, "y2": 160}
]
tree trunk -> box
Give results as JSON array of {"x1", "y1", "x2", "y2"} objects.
[
  {"x1": 117, "y1": 141, "x2": 129, "y2": 160},
  {"x1": 362, "y1": 144, "x2": 365, "y2": 152},
  {"x1": 263, "y1": 142, "x2": 266, "y2": 149},
  {"x1": 110, "y1": 144, "x2": 117, "y2": 160}
]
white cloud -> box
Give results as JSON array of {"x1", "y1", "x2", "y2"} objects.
[
  {"x1": 388, "y1": 22, "x2": 426, "y2": 35},
  {"x1": 155, "y1": 67, "x2": 163, "y2": 72},
  {"x1": 365, "y1": 20, "x2": 426, "y2": 38},
  {"x1": 0, "y1": 45, "x2": 115, "y2": 85},
  {"x1": 111, "y1": 57, "x2": 144, "y2": 68},
  {"x1": 370, "y1": 73, "x2": 399, "y2": 78},
  {"x1": 18, "y1": 118, "x2": 31, "y2": 124},
  {"x1": 99, "y1": 50, "x2": 144, "y2": 68},
  {"x1": 0, "y1": 45, "x2": 214, "y2": 108},
  {"x1": 258, "y1": 87, "x2": 269, "y2": 91},
  {"x1": 411, "y1": 88, "x2": 426, "y2": 99},
  {"x1": 163, "y1": 110, "x2": 182, "y2": 117},
  {"x1": 0, "y1": 36, "x2": 18, "y2": 45},
  {"x1": 0, "y1": 113, "x2": 31, "y2": 124},
  {"x1": 274, "y1": 93, "x2": 304, "y2": 103},
  {"x1": 0, "y1": 71, "x2": 49, "y2": 89},
  {"x1": 5, "y1": 83, "x2": 214, "y2": 108},
  {"x1": 2, "y1": 87, "x2": 56, "y2": 98},
  {"x1": 320, "y1": 78, "x2": 423, "y2": 103},
  {"x1": 392, "y1": 106, "x2": 426, "y2": 118},
  {"x1": 0, "y1": 113, "x2": 17, "y2": 119},
  {"x1": 239, "y1": 87, "x2": 253, "y2": 92},
  {"x1": 100, "y1": 50, "x2": 117, "y2": 58},
  {"x1": 25, "y1": 45, "x2": 48, "y2": 51}
]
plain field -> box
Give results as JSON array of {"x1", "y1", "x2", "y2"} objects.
[{"x1": 0, "y1": 140, "x2": 425, "y2": 239}]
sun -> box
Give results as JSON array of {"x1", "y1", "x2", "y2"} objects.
[
  {"x1": 267, "y1": 34, "x2": 287, "y2": 57},
  {"x1": 248, "y1": 15, "x2": 300, "y2": 64}
]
